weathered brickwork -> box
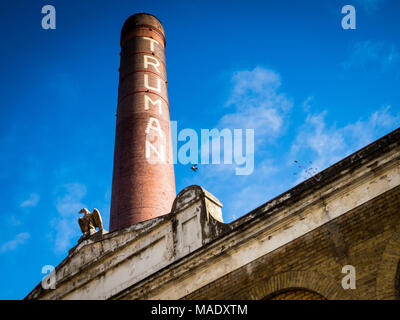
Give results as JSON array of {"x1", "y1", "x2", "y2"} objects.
[
  {"x1": 266, "y1": 289, "x2": 326, "y2": 300},
  {"x1": 110, "y1": 13, "x2": 176, "y2": 232},
  {"x1": 184, "y1": 185, "x2": 400, "y2": 300}
]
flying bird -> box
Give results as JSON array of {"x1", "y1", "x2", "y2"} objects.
[{"x1": 191, "y1": 164, "x2": 198, "y2": 172}]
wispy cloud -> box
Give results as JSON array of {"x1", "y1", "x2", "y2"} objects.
[
  {"x1": 0, "y1": 232, "x2": 30, "y2": 253},
  {"x1": 220, "y1": 67, "x2": 292, "y2": 144},
  {"x1": 55, "y1": 183, "x2": 87, "y2": 216},
  {"x1": 302, "y1": 96, "x2": 314, "y2": 112},
  {"x1": 20, "y1": 193, "x2": 40, "y2": 208},
  {"x1": 186, "y1": 67, "x2": 293, "y2": 219},
  {"x1": 290, "y1": 105, "x2": 400, "y2": 182},
  {"x1": 50, "y1": 183, "x2": 87, "y2": 254},
  {"x1": 343, "y1": 40, "x2": 399, "y2": 70},
  {"x1": 8, "y1": 215, "x2": 22, "y2": 227},
  {"x1": 291, "y1": 111, "x2": 345, "y2": 172}
]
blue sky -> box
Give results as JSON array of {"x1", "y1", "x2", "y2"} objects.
[{"x1": 0, "y1": 0, "x2": 399, "y2": 299}]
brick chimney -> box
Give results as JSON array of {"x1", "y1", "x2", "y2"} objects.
[{"x1": 109, "y1": 13, "x2": 176, "y2": 232}]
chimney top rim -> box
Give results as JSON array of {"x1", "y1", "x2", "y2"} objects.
[{"x1": 120, "y1": 12, "x2": 166, "y2": 46}]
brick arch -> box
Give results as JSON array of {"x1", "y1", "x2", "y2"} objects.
[
  {"x1": 265, "y1": 288, "x2": 326, "y2": 300},
  {"x1": 376, "y1": 230, "x2": 400, "y2": 299},
  {"x1": 239, "y1": 270, "x2": 357, "y2": 300}
]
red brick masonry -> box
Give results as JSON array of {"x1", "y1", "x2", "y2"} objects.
[{"x1": 110, "y1": 13, "x2": 176, "y2": 232}]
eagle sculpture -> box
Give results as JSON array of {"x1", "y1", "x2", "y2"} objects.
[{"x1": 78, "y1": 208, "x2": 103, "y2": 240}]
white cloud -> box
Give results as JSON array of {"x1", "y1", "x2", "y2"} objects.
[
  {"x1": 0, "y1": 232, "x2": 30, "y2": 253},
  {"x1": 193, "y1": 66, "x2": 291, "y2": 178},
  {"x1": 20, "y1": 193, "x2": 40, "y2": 208},
  {"x1": 185, "y1": 67, "x2": 292, "y2": 220},
  {"x1": 55, "y1": 183, "x2": 87, "y2": 217},
  {"x1": 220, "y1": 67, "x2": 292, "y2": 144},
  {"x1": 226, "y1": 67, "x2": 282, "y2": 105},
  {"x1": 343, "y1": 40, "x2": 398, "y2": 70},
  {"x1": 51, "y1": 183, "x2": 87, "y2": 254},
  {"x1": 8, "y1": 215, "x2": 22, "y2": 227},
  {"x1": 291, "y1": 106, "x2": 400, "y2": 182},
  {"x1": 302, "y1": 96, "x2": 314, "y2": 112}
]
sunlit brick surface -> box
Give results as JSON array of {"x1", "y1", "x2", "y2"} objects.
[{"x1": 110, "y1": 13, "x2": 176, "y2": 232}]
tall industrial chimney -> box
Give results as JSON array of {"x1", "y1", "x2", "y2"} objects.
[{"x1": 109, "y1": 13, "x2": 176, "y2": 232}]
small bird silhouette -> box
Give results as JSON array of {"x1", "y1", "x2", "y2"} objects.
[
  {"x1": 292, "y1": 159, "x2": 319, "y2": 179},
  {"x1": 191, "y1": 164, "x2": 198, "y2": 172}
]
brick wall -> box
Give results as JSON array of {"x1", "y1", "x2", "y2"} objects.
[
  {"x1": 266, "y1": 289, "x2": 326, "y2": 300},
  {"x1": 184, "y1": 185, "x2": 400, "y2": 300}
]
